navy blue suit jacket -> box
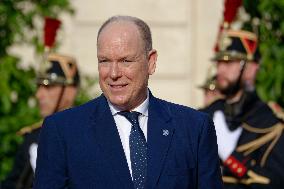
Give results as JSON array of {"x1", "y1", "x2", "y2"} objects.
[{"x1": 34, "y1": 94, "x2": 223, "y2": 189}]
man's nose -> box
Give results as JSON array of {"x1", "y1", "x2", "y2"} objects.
[
  {"x1": 217, "y1": 62, "x2": 227, "y2": 74},
  {"x1": 36, "y1": 86, "x2": 45, "y2": 100},
  {"x1": 110, "y1": 62, "x2": 122, "y2": 79}
]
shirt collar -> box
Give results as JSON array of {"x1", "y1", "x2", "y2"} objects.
[{"x1": 108, "y1": 90, "x2": 149, "y2": 117}]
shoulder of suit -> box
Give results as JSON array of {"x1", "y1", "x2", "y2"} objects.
[
  {"x1": 157, "y1": 98, "x2": 208, "y2": 122},
  {"x1": 158, "y1": 98, "x2": 196, "y2": 112},
  {"x1": 268, "y1": 101, "x2": 284, "y2": 122},
  {"x1": 53, "y1": 97, "x2": 99, "y2": 118},
  {"x1": 17, "y1": 120, "x2": 43, "y2": 136}
]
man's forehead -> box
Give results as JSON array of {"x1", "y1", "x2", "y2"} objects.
[
  {"x1": 98, "y1": 21, "x2": 140, "y2": 43},
  {"x1": 97, "y1": 22, "x2": 144, "y2": 56},
  {"x1": 217, "y1": 60, "x2": 241, "y2": 64},
  {"x1": 37, "y1": 84, "x2": 62, "y2": 90}
]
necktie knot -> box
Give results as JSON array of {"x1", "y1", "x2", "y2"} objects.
[{"x1": 118, "y1": 111, "x2": 141, "y2": 127}]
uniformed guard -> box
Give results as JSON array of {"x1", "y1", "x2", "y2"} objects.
[
  {"x1": 1, "y1": 53, "x2": 80, "y2": 189},
  {"x1": 202, "y1": 29, "x2": 284, "y2": 189},
  {"x1": 1, "y1": 16, "x2": 80, "y2": 189}
]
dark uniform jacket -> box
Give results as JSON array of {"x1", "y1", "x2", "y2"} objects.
[
  {"x1": 1, "y1": 125, "x2": 41, "y2": 189},
  {"x1": 201, "y1": 91, "x2": 284, "y2": 189}
]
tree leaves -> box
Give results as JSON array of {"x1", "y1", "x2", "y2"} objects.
[
  {"x1": 244, "y1": 0, "x2": 284, "y2": 107},
  {"x1": 0, "y1": 0, "x2": 74, "y2": 180}
]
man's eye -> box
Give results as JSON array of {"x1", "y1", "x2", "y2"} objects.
[
  {"x1": 98, "y1": 60, "x2": 108, "y2": 64},
  {"x1": 121, "y1": 59, "x2": 132, "y2": 63}
]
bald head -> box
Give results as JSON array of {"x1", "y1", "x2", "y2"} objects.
[{"x1": 97, "y1": 15, "x2": 153, "y2": 54}]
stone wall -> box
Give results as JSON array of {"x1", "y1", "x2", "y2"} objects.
[{"x1": 13, "y1": 0, "x2": 223, "y2": 108}]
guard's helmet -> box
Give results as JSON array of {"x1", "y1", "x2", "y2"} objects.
[
  {"x1": 212, "y1": 29, "x2": 260, "y2": 63},
  {"x1": 36, "y1": 53, "x2": 80, "y2": 86}
]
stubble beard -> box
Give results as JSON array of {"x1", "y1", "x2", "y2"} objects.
[{"x1": 218, "y1": 78, "x2": 242, "y2": 97}]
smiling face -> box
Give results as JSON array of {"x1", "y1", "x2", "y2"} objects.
[{"x1": 97, "y1": 21, "x2": 157, "y2": 110}]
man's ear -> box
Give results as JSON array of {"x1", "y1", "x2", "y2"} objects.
[
  {"x1": 147, "y1": 49, "x2": 157, "y2": 75},
  {"x1": 254, "y1": 62, "x2": 260, "y2": 72},
  {"x1": 247, "y1": 62, "x2": 260, "y2": 74}
]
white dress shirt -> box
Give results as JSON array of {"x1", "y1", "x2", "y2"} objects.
[
  {"x1": 29, "y1": 143, "x2": 38, "y2": 173},
  {"x1": 213, "y1": 110, "x2": 243, "y2": 161},
  {"x1": 108, "y1": 92, "x2": 149, "y2": 178}
]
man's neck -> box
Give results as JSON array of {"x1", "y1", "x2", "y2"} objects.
[
  {"x1": 108, "y1": 90, "x2": 150, "y2": 113},
  {"x1": 226, "y1": 90, "x2": 243, "y2": 104}
]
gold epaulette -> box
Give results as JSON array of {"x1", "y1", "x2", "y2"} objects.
[
  {"x1": 268, "y1": 101, "x2": 284, "y2": 121},
  {"x1": 237, "y1": 122, "x2": 284, "y2": 167},
  {"x1": 223, "y1": 170, "x2": 270, "y2": 185},
  {"x1": 17, "y1": 120, "x2": 43, "y2": 136}
]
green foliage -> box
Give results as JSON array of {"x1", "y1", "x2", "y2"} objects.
[
  {"x1": 0, "y1": 57, "x2": 40, "y2": 179},
  {"x1": 0, "y1": 0, "x2": 78, "y2": 180},
  {"x1": 243, "y1": 0, "x2": 284, "y2": 107},
  {"x1": 256, "y1": 1, "x2": 284, "y2": 107},
  {"x1": 75, "y1": 76, "x2": 99, "y2": 106},
  {"x1": 0, "y1": 0, "x2": 74, "y2": 56}
]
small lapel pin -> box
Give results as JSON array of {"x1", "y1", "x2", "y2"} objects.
[{"x1": 162, "y1": 129, "x2": 169, "y2": 136}]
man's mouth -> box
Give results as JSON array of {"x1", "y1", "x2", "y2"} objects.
[
  {"x1": 109, "y1": 84, "x2": 128, "y2": 89},
  {"x1": 217, "y1": 76, "x2": 227, "y2": 83}
]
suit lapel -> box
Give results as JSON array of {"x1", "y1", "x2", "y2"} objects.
[
  {"x1": 147, "y1": 95, "x2": 175, "y2": 189},
  {"x1": 89, "y1": 95, "x2": 133, "y2": 189}
]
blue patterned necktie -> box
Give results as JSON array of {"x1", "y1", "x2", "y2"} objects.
[{"x1": 118, "y1": 111, "x2": 147, "y2": 189}]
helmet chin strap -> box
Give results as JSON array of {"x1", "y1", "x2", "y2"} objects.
[
  {"x1": 222, "y1": 60, "x2": 247, "y2": 98},
  {"x1": 52, "y1": 86, "x2": 66, "y2": 114},
  {"x1": 223, "y1": 60, "x2": 249, "y2": 130}
]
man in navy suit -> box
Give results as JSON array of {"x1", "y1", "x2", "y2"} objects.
[{"x1": 34, "y1": 15, "x2": 223, "y2": 189}]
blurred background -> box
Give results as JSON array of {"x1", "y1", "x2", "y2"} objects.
[
  {"x1": 1, "y1": 0, "x2": 283, "y2": 181},
  {"x1": 6, "y1": 0, "x2": 224, "y2": 107}
]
